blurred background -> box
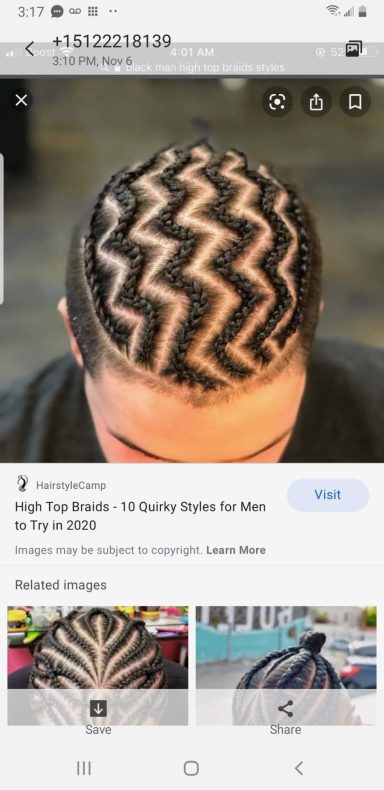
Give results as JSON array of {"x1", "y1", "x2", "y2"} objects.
[
  {"x1": 0, "y1": 77, "x2": 383, "y2": 385},
  {"x1": 196, "y1": 605, "x2": 377, "y2": 689}
]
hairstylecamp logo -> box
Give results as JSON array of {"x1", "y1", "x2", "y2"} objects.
[{"x1": 17, "y1": 474, "x2": 28, "y2": 492}]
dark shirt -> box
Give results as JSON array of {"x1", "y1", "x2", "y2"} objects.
[{"x1": 0, "y1": 339, "x2": 383, "y2": 463}]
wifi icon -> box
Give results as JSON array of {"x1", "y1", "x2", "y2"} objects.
[
  {"x1": 327, "y1": 4, "x2": 341, "y2": 14},
  {"x1": 60, "y1": 45, "x2": 74, "y2": 56}
]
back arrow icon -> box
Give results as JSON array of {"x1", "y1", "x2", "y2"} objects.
[
  {"x1": 25, "y1": 42, "x2": 34, "y2": 56},
  {"x1": 295, "y1": 762, "x2": 304, "y2": 776}
]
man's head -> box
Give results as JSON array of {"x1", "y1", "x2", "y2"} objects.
[
  {"x1": 61, "y1": 143, "x2": 322, "y2": 462},
  {"x1": 29, "y1": 608, "x2": 167, "y2": 689}
]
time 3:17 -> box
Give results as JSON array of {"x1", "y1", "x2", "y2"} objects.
[{"x1": 18, "y1": 6, "x2": 44, "y2": 16}]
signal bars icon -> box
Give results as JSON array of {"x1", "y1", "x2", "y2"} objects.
[
  {"x1": 6, "y1": 49, "x2": 23, "y2": 58},
  {"x1": 344, "y1": 5, "x2": 355, "y2": 15}
]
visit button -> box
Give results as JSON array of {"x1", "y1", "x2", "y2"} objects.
[{"x1": 288, "y1": 479, "x2": 368, "y2": 512}]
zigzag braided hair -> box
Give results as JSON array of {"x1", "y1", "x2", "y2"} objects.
[
  {"x1": 67, "y1": 143, "x2": 322, "y2": 394},
  {"x1": 28, "y1": 608, "x2": 167, "y2": 689}
]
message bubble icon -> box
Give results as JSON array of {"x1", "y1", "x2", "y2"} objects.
[{"x1": 51, "y1": 4, "x2": 64, "y2": 16}]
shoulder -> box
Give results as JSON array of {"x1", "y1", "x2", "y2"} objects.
[
  {"x1": 8, "y1": 666, "x2": 31, "y2": 689},
  {"x1": 164, "y1": 659, "x2": 188, "y2": 689},
  {"x1": 0, "y1": 356, "x2": 89, "y2": 461},
  {"x1": 307, "y1": 339, "x2": 384, "y2": 416},
  {"x1": 309, "y1": 338, "x2": 384, "y2": 384},
  {"x1": 0, "y1": 354, "x2": 82, "y2": 409},
  {"x1": 0, "y1": 354, "x2": 81, "y2": 415},
  {"x1": 287, "y1": 339, "x2": 384, "y2": 462}
]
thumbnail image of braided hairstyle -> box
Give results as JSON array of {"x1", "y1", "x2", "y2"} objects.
[
  {"x1": 67, "y1": 143, "x2": 322, "y2": 397},
  {"x1": 28, "y1": 607, "x2": 167, "y2": 689},
  {"x1": 233, "y1": 631, "x2": 361, "y2": 725}
]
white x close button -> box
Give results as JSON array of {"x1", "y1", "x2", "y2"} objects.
[{"x1": 9, "y1": 89, "x2": 34, "y2": 111}]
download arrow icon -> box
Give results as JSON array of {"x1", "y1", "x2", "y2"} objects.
[{"x1": 90, "y1": 700, "x2": 107, "y2": 717}]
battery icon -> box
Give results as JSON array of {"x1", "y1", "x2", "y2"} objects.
[{"x1": 362, "y1": 46, "x2": 379, "y2": 57}]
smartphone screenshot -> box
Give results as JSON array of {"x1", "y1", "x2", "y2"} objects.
[{"x1": 0, "y1": 2, "x2": 383, "y2": 787}]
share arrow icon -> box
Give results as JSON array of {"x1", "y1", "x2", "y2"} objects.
[{"x1": 278, "y1": 699, "x2": 294, "y2": 717}]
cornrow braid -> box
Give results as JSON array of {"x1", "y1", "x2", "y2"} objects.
[
  {"x1": 237, "y1": 631, "x2": 342, "y2": 690},
  {"x1": 156, "y1": 149, "x2": 223, "y2": 389},
  {"x1": 276, "y1": 183, "x2": 313, "y2": 347},
  {"x1": 84, "y1": 153, "x2": 162, "y2": 359},
  {"x1": 68, "y1": 142, "x2": 322, "y2": 394},
  {"x1": 204, "y1": 155, "x2": 266, "y2": 378},
  {"x1": 103, "y1": 172, "x2": 158, "y2": 365},
  {"x1": 244, "y1": 167, "x2": 294, "y2": 362},
  {"x1": 28, "y1": 608, "x2": 167, "y2": 689}
]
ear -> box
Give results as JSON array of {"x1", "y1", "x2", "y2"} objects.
[
  {"x1": 57, "y1": 297, "x2": 84, "y2": 368},
  {"x1": 319, "y1": 298, "x2": 325, "y2": 315}
]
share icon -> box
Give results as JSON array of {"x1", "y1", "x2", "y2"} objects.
[{"x1": 278, "y1": 699, "x2": 294, "y2": 717}]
